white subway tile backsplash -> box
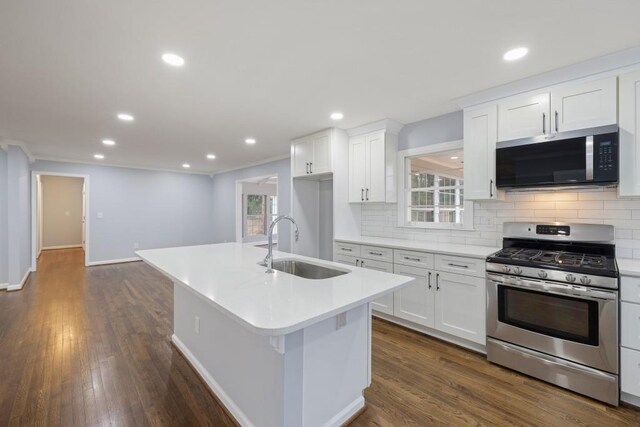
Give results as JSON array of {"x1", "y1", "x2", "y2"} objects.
[{"x1": 360, "y1": 188, "x2": 640, "y2": 258}]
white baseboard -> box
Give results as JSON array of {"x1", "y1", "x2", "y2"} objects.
[
  {"x1": 7, "y1": 270, "x2": 31, "y2": 291},
  {"x1": 324, "y1": 396, "x2": 365, "y2": 427},
  {"x1": 42, "y1": 244, "x2": 83, "y2": 250},
  {"x1": 0, "y1": 283, "x2": 7, "y2": 290},
  {"x1": 87, "y1": 257, "x2": 140, "y2": 266},
  {"x1": 171, "y1": 334, "x2": 251, "y2": 426},
  {"x1": 622, "y1": 392, "x2": 640, "y2": 408}
]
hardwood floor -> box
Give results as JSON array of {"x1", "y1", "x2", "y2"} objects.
[{"x1": 1, "y1": 249, "x2": 639, "y2": 426}]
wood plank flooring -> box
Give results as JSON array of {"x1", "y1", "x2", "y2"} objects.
[{"x1": 1, "y1": 248, "x2": 639, "y2": 426}]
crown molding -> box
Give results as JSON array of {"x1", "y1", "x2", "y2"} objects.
[
  {"x1": 33, "y1": 156, "x2": 215, "y2": 176},
  {"x1": 0, "y1": 138, "x2": 36, "y2": 162},
  {"x1": 210, "y1": 154, "x2": 291, "y2": 176},
  {"x1": 346, "y1": 119, "x2": 404, "y2": 137}
]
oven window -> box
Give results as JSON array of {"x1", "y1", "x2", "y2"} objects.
[{"x1": 498, "y1": 285, "x2": 599, "y2": 345}]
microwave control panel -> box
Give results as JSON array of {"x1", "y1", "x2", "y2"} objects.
[{"x1": 593, "y1": 133, "x2": 618, "y2": 182}]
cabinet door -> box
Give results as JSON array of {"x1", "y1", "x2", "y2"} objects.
[
  {"x1": 463, "y1": 104, "x2": 499, "y2": 200},
  {"x1": 619, "y1": 70, "x2": 640, "y2": 197},
  {"x1": 434, "y1": 271, "x2": 486, "y2": 344},
  {"x1": 349, "y1": 136, "x2": 367, "y2": 202},
  {"x1": 393, "y1": 265, "x2": 434, "y2": 328},
  {"x1": 311, "y1": 134, "x2": 331, "y2": 174},
  {"x1": 551, "y1": 77, "x2": 617, "y2": 133},
  {"x1": 498, "y1": 92, "x2": 550, "y2": 141},
  {"x1": 292, "y1": 140, "x2": 312, "y2": 177},
  {"x1": 361, "y1": 258, "x2": 394, "y2": 315},
  {"x1": 365, "y1": 131, "x2": 386, "y2": 202}
]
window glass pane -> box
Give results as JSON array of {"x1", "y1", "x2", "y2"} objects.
[{"x1": 246, "y1": 195, "x2": 266, "y2": 236}]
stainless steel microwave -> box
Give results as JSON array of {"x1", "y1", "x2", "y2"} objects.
[{"x1": 495, "y1": 125, "x2": 619, "y2": 189}]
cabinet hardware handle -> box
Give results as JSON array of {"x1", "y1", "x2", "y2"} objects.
[
  {"x1": 428, "y1": 272, "x2": 432, "y2": 289},
  {"x1": 555, "y1": 110, "x2": 559, "y2": 132},
  {"x1": 356, "y1": 259, "x2": 360, "y2": 267},
  {"x1": 366, "y1": 188, "x2": 369, "y2": 201},
  {"x1": 369, "y1": 251, "x2": 383, "y2": 256},
  {"x1": 341, "y1": 248, "x2": 352, "y2": 252},
  {"x1": 436, "y1": 273, "x2": 440, "y2": 290},
  {"x1": 361, "y1": 188, "x2": 364, "y2": 201},
  {"x1": 490, "y1": 179, "x2": 494, "y2": 198},
  {"x1": 448, "y1": 263, "x2": 469, "y2": 268},
  {"x1": 306, "y1": 162, "x2": 309, "y2": 174},
  {"x1": 310, "y1": 162, "x2": 313, "y2": 173},
  {"x1": 405, "y1": 256, "x2": 421, "y2": 262},
  {"x1": 542, "y1": 112, "x2": 546, "y2": 134},
  {"x1": 361, "y1": 260, "x2": 365, "y2": 268}
]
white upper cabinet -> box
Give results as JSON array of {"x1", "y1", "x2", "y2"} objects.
[
  {"x1": 348, "y1": 130, "x2": 398, "y2": 203},
  {"x1": 498, "y1": 92, "x2": 550, "y2": 141},
  {"x1": 497, "y1": 77, "x2": 617, "y2": 142},
  {"x1": 551, "y1": 77, "x2": 617, "y2": 133},
  {"x1": 292, "y1": 130, "x2": 334, "y2": 178},
  {"x1": 463, "y1": 104, "x2": 501, "y2": 201},
  {"x1": 619, "y1": 70, "x2": 640, "y2": 197}
]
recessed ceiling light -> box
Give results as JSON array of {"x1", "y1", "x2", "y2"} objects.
[
  {"x1": 245, "y1": 138, "x2": 256, "y2": 144},
  {"x1": 117, "y1": 113, "x2": 134, "y2": 121},
  {"x1": 102, "y1": 139, "x2": 116, "y2": 146},
  {"x1": 450, "y1": 156, "x2": 459, "y2": 160},
  {"x1": 206, "y1": 154, "x2": 216, "y2": 160},
  {"x1": 330, "y1": 112, "x2": 344, "y2": 120},
  {"x1": 162, "y1": 53, "x2": 185, "y2": 67},
  {"x1": 182, "y1": 163, "x2": 191, "y2": 168},
  {"x1": 94, "y1": 154, "x2": 104, "y2": 160},
  {"x1": 503, "y1": 47, "x2": 528, "y2": 62}
]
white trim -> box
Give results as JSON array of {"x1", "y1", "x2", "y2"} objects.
[
  {"x1": 31, "y1": 171, "x2": 90, "y2": 270},
  {"x1": 235, "y1": 174, "x2": 280, "y2": 243},
  {"x1": 86, "y1": 257, "x2": 140, "y2": 266},
  {"x1": 211, "y1": 154, "x2": 290, "y2": 176},
  {"x1": 7, "y1": 270, "x2": 31, "y2": 292},
  {"x1": 42, "y1": 244, "x2": 83, "y2": 250},
  {"x1": 33, "y1": 156, "x2": 215, "y2": 176},
  {"x1": 0, "y1": 138, "x2": 35, "y2": 162},
  {"x1": 0, "y1": 283, "x2": 7, "y2": 290},
  {"x1": 322, "y1": 396, "x2": 365, "y2": 427},
  {"x1": 454, "y1": 45, "x2": 640, "y2": 109},
  {"x1": 346, "y1": 118, "x2": 404, "y2": 137},
  {"x1": 172, "y1": 334, "x2": 252, "y2": 427},
  {"x1": 621, "y1": 392, "x2": 640, "y2": 408}
]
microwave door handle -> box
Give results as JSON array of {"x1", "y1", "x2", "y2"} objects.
[
  {"x1": 542, "y1": 112, "x2": 546, "y2": 134},
  {"x1": 586, "y1": 136, "x2": 594, "y2": 181}
]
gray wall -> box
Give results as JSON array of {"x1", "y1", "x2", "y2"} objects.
[
  {"x1": 0, "y1": 149, "x2": 7, "y2": 285},
  {"x1": 6, "y1": 146, "x2": 31, "y2": 286},
  {"x1": 398, "y1": 110, "x2": 463, "y2": 150},
  {"x1": 211, "y1": 158, "x2": 292, "y2": 253},
  {"x1": 32, "y1": 160, "x2": 216, "y2": 264},
  {"x1": 41, "y1": 175, "x2": 84, "y2": 248}
]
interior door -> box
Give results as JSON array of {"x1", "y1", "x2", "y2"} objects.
[
  {"x1": 365, "y1": 131, "x2": 385, "y2": 202},
  {"x1": 498, "y1": 92, "x2": 550, "y2": 141},
  {"x1": 551, "y1": 77, "x2": 617, "y2": 133},
  {"x1": 393, "y1": 264, "x2": 434, "y2": 327},
  {"x1": 434, "y1": 271, "x2": 486, "y2": 344},
  {"x1": 82, "y1": 180, "x2": 86, "y2": 250},
  {"x1": 293, "y1": 140, "x2": 312, "y2": 177},
  {"x1": 349, "y1": 136, "x2": 367, "y2": 202},
  {"x1": 311, "y1": 134, "x2": 331, "y2": 174}
]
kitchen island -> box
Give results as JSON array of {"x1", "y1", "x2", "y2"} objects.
[{"x1": 137, "y1": 243, "x2": 413, "y2": 427}]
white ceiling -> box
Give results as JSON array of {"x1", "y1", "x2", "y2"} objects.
[{"x1": 2, "y1": 0, "x2": 640, "y2": 174}]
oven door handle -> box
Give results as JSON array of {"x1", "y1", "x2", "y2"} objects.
[{"x1": 491, "y1": 278, "x2": 617, "y2": 301}]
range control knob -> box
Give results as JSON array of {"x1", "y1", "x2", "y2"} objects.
[
  {"x1": 580, "y1": 276, "x2": 591, "y2": 285},
  {"x1": 566, "y1": 274, "x2": 576, "y2": 283},
  {"x1": 502, "y1": 266, "x2": 511, "y2": 273},
  {"x1": 513, "y1": 267, "x2": 523, "y2": 275},
  {"x1": 538, "y1": 270, "x2": 548, "y2": 279}
]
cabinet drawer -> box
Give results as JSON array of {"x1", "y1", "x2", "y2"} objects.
[
  {"x1": 435, "y1": 254, "x2": 485, "y2": 277},
  {"x1": 622, "y1": 302, "x2": 640, "y2": 351},
  {"x1": 334, "y1": 253, "x2": 358, "y2": 266},
  {"x1": 334, "y1": 242, "x2": 361, "y2": 257},
  {"x1": 622, "y1": 276, "x2": 640, "y2": 304},
  {"x1": 394, "y1": 249, "x2": 434, "y2": 269},
  {"x1": 621, "y1": 347, "x2": 640, "y2": 397},
  {"x1": 394, "y1": 263, "x2": 430, "y2": 278},
  {"x1": 359, "y1": 258, "x2": 393, "y2": 273},
  {"x1": 360, "y1": 245, "x2": 393, "y2": 262}
]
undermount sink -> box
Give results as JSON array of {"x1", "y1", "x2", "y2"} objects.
[{"x1": 259, "y1": 259, "x2": 350, "y2": 280}]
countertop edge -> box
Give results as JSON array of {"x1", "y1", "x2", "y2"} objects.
[{"x1": 334, "y1": 236, "x2": 498, "y2": 259}]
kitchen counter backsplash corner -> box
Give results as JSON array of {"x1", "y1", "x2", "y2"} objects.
[{"x1": 360, "y1": 188, "x2": 640, "y2": 259}]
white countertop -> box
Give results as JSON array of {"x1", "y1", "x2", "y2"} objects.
[
  {"x1": 617, "y1": 258, "x2": 640, "y2": 277},
  {"x1": 334, "y1": 235, "x2": 500, "y2": 259},
  {"x1": 136, "y1": 243, "x2": 413, "y2": 336}
]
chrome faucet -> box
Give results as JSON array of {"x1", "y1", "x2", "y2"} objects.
[{"x1": 264, "y1": 215, "x2": 299, "y2": 273}]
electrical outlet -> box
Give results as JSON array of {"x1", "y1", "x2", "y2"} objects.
[
  {"x1": 194, "y1": 316, "x2": 200, "y2": 335},
  {"x1": 133, "y1": 243, "x2": 139, "y2": 249}
]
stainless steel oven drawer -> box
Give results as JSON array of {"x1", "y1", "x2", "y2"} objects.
[{"x1": 487, "y1": 338, "x2": 619, "y2": 406}]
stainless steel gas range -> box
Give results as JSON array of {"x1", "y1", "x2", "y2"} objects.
[{"x1": 486, "y1": 222, "x2": 619, "y2": 406}]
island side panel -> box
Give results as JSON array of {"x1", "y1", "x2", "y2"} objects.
[{"x1": 172, "y1": 282, "x2": 292, "y2": 427}]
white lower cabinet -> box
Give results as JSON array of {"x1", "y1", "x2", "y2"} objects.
[
  {"x1": 434, "y1": 271, "x2": 486, "y2": 344},
  {"x1": 621, "y1": 276, "x2": 640, "y2": 402},
  {"x1": 334, "y1": 241, "x2": 487, "y2": 347},
  {"x1": 622, "y1": 348, "x2": 640, "y2": 397}
]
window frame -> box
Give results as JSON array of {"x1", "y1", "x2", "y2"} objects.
[{"x1": 396, "y1": 139, "x2": 474, "y2": 230}]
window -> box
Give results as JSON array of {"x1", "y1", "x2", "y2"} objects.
[
  {"x1": 243, "y1": 194, "x2": 277, "y2": 237},
  {"x1": 398, "y1": 141, "x2": 472, "y2": 229}
]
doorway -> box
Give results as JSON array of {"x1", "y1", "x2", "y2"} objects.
[
  {"x1": 235, "y1": 175, "x2": 278, "y2": 247},
  {"x1": 32, "y1": 172, "x2": 89, "y2": 269}
]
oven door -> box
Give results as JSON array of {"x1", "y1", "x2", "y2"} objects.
[{"x1": 487, "y1": 274, "x2": 618, "y2": 374}]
